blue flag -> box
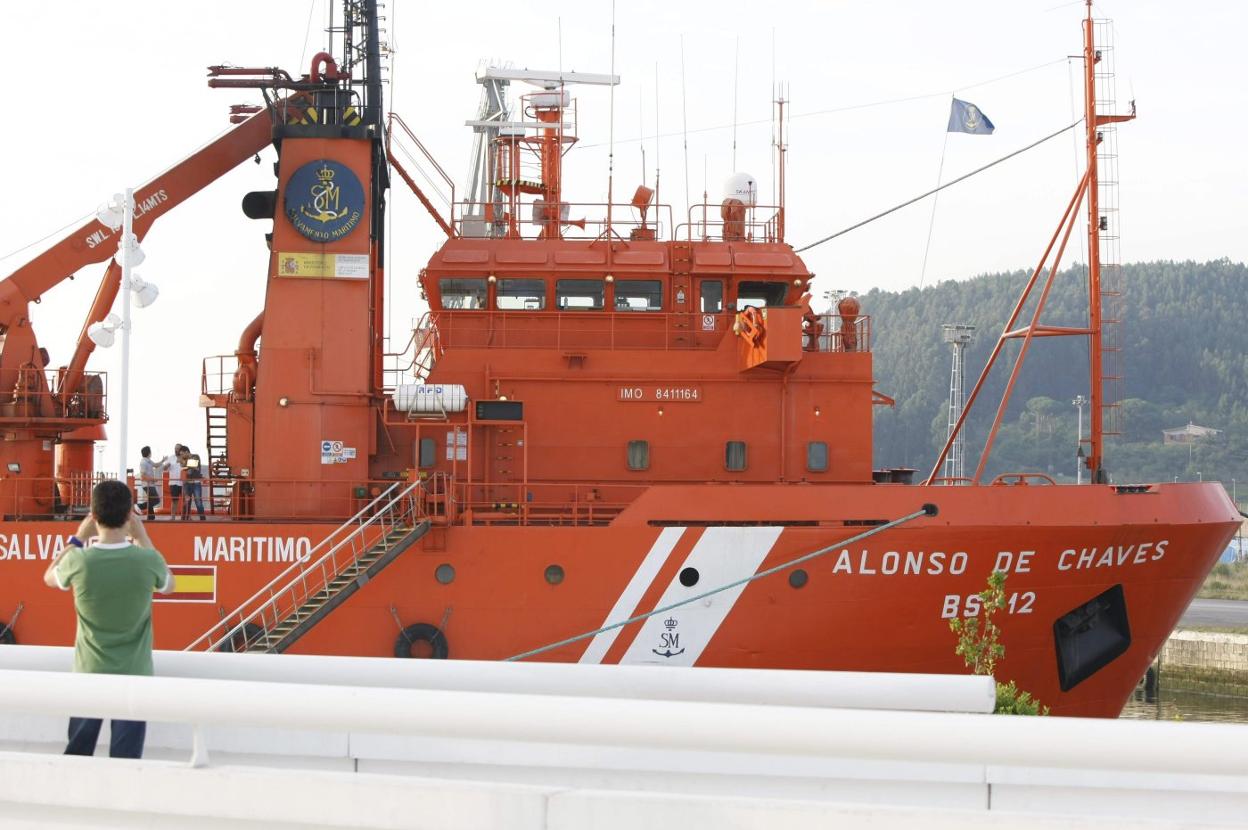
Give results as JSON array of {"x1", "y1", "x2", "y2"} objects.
[{"x1": 947, "y1": 98, "x2": 995, "y2": 135}]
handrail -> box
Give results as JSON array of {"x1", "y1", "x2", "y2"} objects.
[{"x1": 184, "y1": 480, "x2": 419, "y2": 652}]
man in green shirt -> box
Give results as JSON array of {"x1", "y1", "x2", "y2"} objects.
[{"x1": 42, "y1": 479, "x2": 174, "y2": 758}]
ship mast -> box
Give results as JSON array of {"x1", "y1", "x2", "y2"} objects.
[
  {"x1": 1081, "y1": 0, "x2": 1134, "y2": 481},
  {"x1": 925, "y1": 2, "x2": 1134, "y2": 486}
]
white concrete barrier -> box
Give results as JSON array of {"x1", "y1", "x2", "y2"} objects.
[
  {"x1": 0, "y1": 645, "x2": 996, "y2": 712},
  {"x1": 0, "y1": 668, "x2": 1246, "y2": 777},
  {"x1": 0, "y1": 660, "x2": 1247, "y2": 828}
]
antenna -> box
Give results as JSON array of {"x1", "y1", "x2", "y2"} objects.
[
  {"x1": 680, "y1": 36, "x2": 691, "y2": 226},
  {"x1": 771, "y1": 28, "x2": 776, "y2": 208},
  {"x1": 639, "y1": 90, "x2": 646, "y2": 185},
  {"x1": 702, "y1": 154, "x2": 708, "y2": 239},
  {"x1": 732, "y1": 36, "x2": 740, "y2": 171},
  {"x1": 606, "y1": 0, "x2": 616, "y2": 238},
  {"x1": 654, "y1": 62, "x2": 660, "y2": 217}
]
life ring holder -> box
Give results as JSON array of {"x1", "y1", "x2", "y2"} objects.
[
  {"x1": 734, "y1": 306, "x2": 766, "y2": 346},
  {"x1": 394, "y1": 623, "x2": 449, "y2": 659}
]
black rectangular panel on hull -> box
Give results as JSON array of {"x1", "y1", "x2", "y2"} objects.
[{"x1": 1054, "y1": 583, "x2": 1132, "y2": 692}]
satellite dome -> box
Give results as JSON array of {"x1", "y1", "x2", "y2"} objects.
[{"x1": 723, "y1": 172, "x2": 757, "y2": 206}]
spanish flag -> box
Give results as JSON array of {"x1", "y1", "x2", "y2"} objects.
[{"x1": 155, "y1": 565, "x2": 216, "y2": 603}]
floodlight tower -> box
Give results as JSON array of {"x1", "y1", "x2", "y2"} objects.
[{"x1": 942, "y1": 324, "x2": 976, "y2": 482}]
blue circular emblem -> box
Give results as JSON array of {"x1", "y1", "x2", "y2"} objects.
[{"x1": 284, "y1": 159, "x2": 365, "y2": 242}]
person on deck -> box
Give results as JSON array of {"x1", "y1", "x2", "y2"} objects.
[
  {"x1": 179, "y1": 445, "x2": 206, "y2": 520},
  {"x1": 42, "y1": 480, "x2": 174, "y2": 759},
  {"x1": 138, "y1": 446, "x2": 164, "y2": 520},
  {"x1": 167, "y1": 444, "x2": 184, "y2": 520}
]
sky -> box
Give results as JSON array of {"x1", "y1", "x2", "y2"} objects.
[{"x1": 3, "y1": 0, "x2": 1245, "y2": 477}]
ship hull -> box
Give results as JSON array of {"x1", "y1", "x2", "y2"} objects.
[{"x1": 1, "y1": 482, "x2": 1235, "y2": 718}]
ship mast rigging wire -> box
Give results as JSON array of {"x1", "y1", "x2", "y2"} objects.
[
  {"x1": 505, "y1": 504, "x2": 938, "y2": 662},
  {"x1": 795, "y1": 120, "x2": 1081, "y2": 253},
  {"x1": 580, "y1": 57, "x2": 1067, "y2": 151},
  {"x1": 917, "y1": 99, "x2": 953, "y2": 288}
]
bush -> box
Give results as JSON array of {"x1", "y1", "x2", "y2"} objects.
[{"x1": 950, "y1": 571, "x2": 1049, "y2": 716}]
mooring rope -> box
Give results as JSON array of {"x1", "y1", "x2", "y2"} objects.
[
  {"x1": 505, "y1": 503, "x2": 938, "y2": 662},
  {"x1": 794, "y1": 120, "x2": 1081, "y2": 253}
]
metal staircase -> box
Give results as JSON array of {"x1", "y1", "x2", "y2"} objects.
[
  {"x1": 184, "y1": 480, "x2": 429, "y2": 653},
  {"x1": 205, "y1": 406, "x2": 229, "y2": 476}
]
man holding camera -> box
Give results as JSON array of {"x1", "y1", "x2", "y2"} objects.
[{"x1": 42, "y1": 479, "x2": 175, "y2": 758}]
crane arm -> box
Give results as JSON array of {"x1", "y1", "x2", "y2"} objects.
[{"x1": 0, "y1": 102, "x2": 292, "y2": 319}]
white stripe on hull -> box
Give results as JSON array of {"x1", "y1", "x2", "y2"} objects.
[
  {"x1": 619, "y1": 526, "x2": 783, "y2": 666},
  {"x1": 578, "y1": 527, "x2": 686, "y2": 664}
]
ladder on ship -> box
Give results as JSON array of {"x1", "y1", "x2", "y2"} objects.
[
  {"x1": 183, "y1": 480, "x2": 430, "y2": 654},
  {"x1": 1092, "y1": 17, "x2": 1124, "y2": 439},
  {"x1": 205, "y1": 406, "x2": 229, "y2": 475}
]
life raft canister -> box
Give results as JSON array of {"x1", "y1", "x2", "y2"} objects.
[{"x1": 394, "y1": 623, "x2": 448, "y2": 659}]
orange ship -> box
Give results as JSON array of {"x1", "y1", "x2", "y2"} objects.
[{"x1": 0, "y1": 1, "x2": 1236, "y2": 718}]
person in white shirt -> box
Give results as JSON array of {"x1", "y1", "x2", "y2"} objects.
[
  {"x1": 138, "y1": 446, "x2": 165, "y2": 520},
  {"x1": 167, "y1": 444, "x2": 184, "y2": 520}
]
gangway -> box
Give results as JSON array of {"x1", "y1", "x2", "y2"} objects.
[{"x1": 184, "y1": 480, "x2": 429, "y2": 653}]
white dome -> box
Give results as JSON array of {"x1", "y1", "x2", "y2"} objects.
[{"x1": 723, "y1": 172, "x2": 757, "y2": 205}]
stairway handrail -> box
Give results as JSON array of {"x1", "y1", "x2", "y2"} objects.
[{"x1": 184, "y1": 480, "x2": 421, "y2": 652}]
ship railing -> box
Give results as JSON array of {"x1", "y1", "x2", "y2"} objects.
[
  {"x1": 201, "y1": 354, "x2": 239, "y2": 399},
  {"x1": 677, "y1": 204, "x2": 785, "y2": 244},
  {"x1": 0, "y1": 475, "x2": 414, "y2": 523},
  {"x1": 186, "y1": 477, "x2": 418, "y2": 522},
  {"x1": 812, "y1": 315, "x2": 872, "y2": 353},
  {"x1": 184, "y1": 479, "x2": 426, "y2": 653},
  {"x1": 0, "y1": 472, "x2": 118, "y2": 520},
  {"x1": 382, "y1": 317, "x2": 443, "y2": 391},
  {"x1": 388, "y1": 113, "x2": 457, "y2": 236},
  {"x1": 415, "y1": 309, "x2": 723, "y2": 354},
  {"x1": 452, "y1": 481, "x2": 648, "y2": 527},
  {"x1": 453, "y1": 200, "x2": 674, "y2": 241},
  {"x1": 0, "y1": 369, "x2": 107, "y2": 425}
]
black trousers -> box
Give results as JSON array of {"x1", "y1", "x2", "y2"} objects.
[{"x1": 65, "y1": 716, "x2": 146, "y2": 758}]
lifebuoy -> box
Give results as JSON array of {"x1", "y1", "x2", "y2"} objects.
[
  {"x1": 216, "y1": 621, "x2": 264, "y2": 653},
  {"x1": 0, "y1": 620, "x2": 14, "y2": 645},
  {"x1": 394, "y1": 623, "x2": 448, "y2": 659},
  {"x1": 735, "y1": 306, "x2": 766, "y2": 346}
]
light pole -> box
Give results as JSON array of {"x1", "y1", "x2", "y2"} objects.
[
  {"x1": 118, "y1": 187, "x2": 134, "y2": 481},
  {"x1": 87, "y1": 189, "x2": 158, "y2": 480},
  {"x1": 1072, "y1": 395, "x2": 1087, "y2": 485}
]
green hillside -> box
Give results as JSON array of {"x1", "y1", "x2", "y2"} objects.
[{"x1": 864, "y1": 259, "x2": 1248, "y2": 491}]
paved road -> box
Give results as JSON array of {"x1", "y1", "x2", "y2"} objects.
[{"x1": 1179, "y1": 598, "x2": 1248, "y2": 628}]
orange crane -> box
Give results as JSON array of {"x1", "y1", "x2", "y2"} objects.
[{"x1": 0, "y1": 88, "x2": 307, "y2": 516}]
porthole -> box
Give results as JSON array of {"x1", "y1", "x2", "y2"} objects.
[
  {"x1": 434, "y1": 563, "x2": 455, "y2": 585},
  {"x1": 789, "y1": 569, "x2": 809, "y2": 589},
  {"x1": 679, "y1": 567, "x2": 700, "y2": 587},
  {"x1": 545, "y1": 564, "x2": 565, "y2": 585}
]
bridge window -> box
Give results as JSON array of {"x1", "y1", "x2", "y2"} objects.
[
  {"x1": 627, "y1": 440, "x2": 650, "y2": 471},
  {"x1": 725, "y1": 440, "x2": 747, "y2": 472},
  {"x1": 439, "y1": 278, "x2": 487, "y2": 310},
  {"x1": 700, "y1": 280, "x2": 723, "y2": 313},
  {"x1": 807, "y1": 441, "x2": 829, "y2": 472},
  {"x1": 497, "y1": 278, "x2": 546, "y2": 310},
  {"x1": 557, "y1": 279, "x2": 605, "y2": 310},
  {"x1": 737, "y1": 281, "x2": 788, "y2": 308},
  {"x1": 615, "y1": 280, "x2": 663, "y2": 311}
]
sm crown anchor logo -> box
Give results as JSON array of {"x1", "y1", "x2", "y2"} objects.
[
  {"x1": 652, "y1": 616, "x2": 686, "y2": 659},
  {"x1": 301, "y1": 164, "x2": 348, "y2": 223},
  {"x1": 285, "y1": 159, "x2": 365, "y2": 242}
]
